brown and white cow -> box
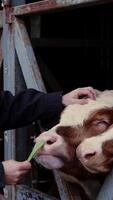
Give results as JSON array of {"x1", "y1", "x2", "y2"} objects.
[{"x1": 35, "y1": 90, "x2": 113, "y2": 199}]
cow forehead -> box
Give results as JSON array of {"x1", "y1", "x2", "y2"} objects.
[{"x1": 60, "y1": 100, "x2": 112, "y2": 127}]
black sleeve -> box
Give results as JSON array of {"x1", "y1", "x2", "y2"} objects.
[
  {"x1": 0, "y1": 162, "x2": 5, "y2": 192},
  {"x1": 0, "y1": 89, "x2": 63, "y2": 131}
]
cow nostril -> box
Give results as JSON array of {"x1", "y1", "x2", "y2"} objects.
[
  {"x1": 46, "y1": 137, "x2": 57, "y2": 145},
  {"x1": 84, "y1": 152, "x2": 96, "y2": 160},
  {"x1": 47, "y1": 140, "x2": 54, "y2": 145}
]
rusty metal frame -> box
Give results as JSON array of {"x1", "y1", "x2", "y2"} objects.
[
  {"x1": 0, "y1": 0, "x2": 113, "y2": 25},
  {"x1": 11, "y1": 0, "x2": 113, "y2": 17}
]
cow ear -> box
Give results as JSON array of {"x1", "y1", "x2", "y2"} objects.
[{"x1": 103, "y1": 140, "x2": 113, "y2": 157}]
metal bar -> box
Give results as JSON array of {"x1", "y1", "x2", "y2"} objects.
[
  {"x1": 14, "y1": 18, "x2": 46, "y2": 91},
  {"x1": 0, "y1": 11, "x2": 3, "y2": 28},
  {"x1": 2, "y1": 9, "x2": 15, "y2": 161},
  {"x1": 2, "y1": 8, "x2": 16, "y2": 200},
  {"x1": 0, "y1": 33, "x2": 3, "y2": 68},
  {"x1": 3, "y1": 0, "x2": 11, "y2": 6},
  {"x1": 13, "y1": 0, "x2": 113, "y2": 16}
]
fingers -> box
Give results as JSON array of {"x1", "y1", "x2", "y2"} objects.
[
  {"x1": 18, "y1": 161, "x2": 31, "y2": 170},
  {"x1": 62, "y1": 86, "x2": 96, "y2": 106},
  {"x1": 78, "y1": 87, "x2": 96, "y2": 100},
  {"x1": 86, "y1": 87, "x2": 96, "y2": 100},
  {"x1": 70, "y1": 99, "x2": 89, "y2": 105},
  {"x1": 15, "y1": 161, "x2": 31, "y2": 181}
]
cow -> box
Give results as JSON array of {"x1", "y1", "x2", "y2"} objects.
[{"x1": 35, "y1": 90, "x2": 113, "y2": 199}]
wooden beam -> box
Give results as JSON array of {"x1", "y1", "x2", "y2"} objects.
[{"x1": 13, "y1": 0, "x2": 113, "y2": 16}]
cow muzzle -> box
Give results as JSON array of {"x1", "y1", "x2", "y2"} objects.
[
  {"x1": 35, "y1": 130, "x2": 71, "y2": 169},
  {"x1": 76, "y1": 138, "x2": 108, "y2": 173}
]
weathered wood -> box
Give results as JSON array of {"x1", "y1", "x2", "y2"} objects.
[
  {"x1": 14, "y1": 18, "x2": 46, "y2": 91},
  {"x1": 13, "y1": 0, "x2": 113, "y2": 16}
]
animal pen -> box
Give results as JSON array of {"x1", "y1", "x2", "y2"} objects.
[{"x1": 1, "y1": 0, "x2": 113, "y2": 199}]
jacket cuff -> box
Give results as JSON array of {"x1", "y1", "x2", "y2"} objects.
[{"x1": 0, "y1": 162, "x2": 5, "y2": 189}]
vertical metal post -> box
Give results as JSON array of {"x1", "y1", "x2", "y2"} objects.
[{"x1": 2, "y1": 5, "x2": 16, "y2": 199}]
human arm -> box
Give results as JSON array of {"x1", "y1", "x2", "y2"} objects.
[
  {"x1": 0, "y1": 87, "x2": 96, "y2": 131},
  {"x1": 0, "y1": 89, "x2": 63, "y2": 131}
]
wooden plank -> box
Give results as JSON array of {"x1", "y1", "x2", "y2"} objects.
[
  {"x1": 14, "y1": 18, "x2": 46, "y2": 91},
  {"x1": 13, "y1": 0, "x2": 113, "y2": 16}
]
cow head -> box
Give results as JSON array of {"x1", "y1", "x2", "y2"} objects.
[{"x1": 35, "y1": 90, "x2": 113, "y2": 178}]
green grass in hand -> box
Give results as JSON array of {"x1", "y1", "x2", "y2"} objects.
[{"x1": 27, "y1": 140, "x2": 45, "y2": 162}]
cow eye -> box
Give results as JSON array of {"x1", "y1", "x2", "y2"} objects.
[{"x1": 93, "y1": 120, "x2": 109, "y2": 130}]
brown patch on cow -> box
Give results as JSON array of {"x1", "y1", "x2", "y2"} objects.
[
  {"x1": 103, "y1": 139, "x2": 113, "y2": 157},
  {"x1": 100, "y1": 139, "x2": 113, "y2": 170},
  {"x1": 61, "y1": 159, "x2": 102, "y2": 181},
  {"x1": 84, "y1": 108, "x2": 113, "y2": 136},
  {"x1": 85, "y1": 108, "x2": 113, "y2": 129},
  {"x1": 56, "y1": 126, "x2": 85, "y2": 147}
]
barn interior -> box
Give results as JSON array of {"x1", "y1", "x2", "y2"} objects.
[{"x1": 1, "y1": 0, "x2": 113, "y2": 199}]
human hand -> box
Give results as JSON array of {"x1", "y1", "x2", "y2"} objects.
[
  {"x1": 62, "y1": 87, "x2": 96, "y2": 106},
  {"x1": 2, "y1": 160, "x2": 31, "y2": 185}
]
